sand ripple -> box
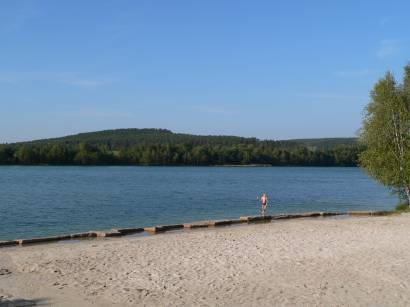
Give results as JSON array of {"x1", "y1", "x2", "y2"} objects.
[{"x1": 2, "y1": 215, "x2": 410, "y2": 306}]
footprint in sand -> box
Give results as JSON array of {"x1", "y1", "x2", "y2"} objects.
[{"x1": 0, "y1": 268, "x2": 11, "y2": 276}]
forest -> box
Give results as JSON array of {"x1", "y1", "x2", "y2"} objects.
[{"x1": 0, "y1": 129, "x2": 361, "y2": 166}]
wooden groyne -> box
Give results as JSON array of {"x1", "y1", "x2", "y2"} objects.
[
  {"x1": 144, "y1": 224, "x2": 184, "y2": 233},
  {"x1": 0, "y1": 210, "x2": 397, "y2": 248}
]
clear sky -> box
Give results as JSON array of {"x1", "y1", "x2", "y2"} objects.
[{"x1": 1, "y1": 1, "x2": 409, "y2": 143}]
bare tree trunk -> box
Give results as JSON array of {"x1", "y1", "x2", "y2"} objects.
[
  {"x1": 392, "y1": 113, "x2": 408, "y2": 206},
  {"x1": 406, "y1": 187, "x2": 410, "y2": 207}
]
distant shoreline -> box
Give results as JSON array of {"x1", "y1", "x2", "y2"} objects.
[{"x1": 0, "y1": 128, "x2": 360, "y2": 167}]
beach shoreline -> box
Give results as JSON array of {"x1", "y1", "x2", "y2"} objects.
[
  {"x1": 0, "y1": 210, "x2": 394, "y2": 247},
  {"x1": 1, "y1": 213, "x2": 410, "y2": 306}
]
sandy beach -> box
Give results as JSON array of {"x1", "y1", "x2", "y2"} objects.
[{"x1": 1, "y1": 214, "x2": 410, "y2": 306}]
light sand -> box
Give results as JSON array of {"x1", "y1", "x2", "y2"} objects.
[{"x1": 2, "y1": 214, "x2": 410, "y2": 306}]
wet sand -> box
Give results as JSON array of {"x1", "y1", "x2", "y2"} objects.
[{"x1": 1, "y1": 214, "x2": 410, "y2": 306}]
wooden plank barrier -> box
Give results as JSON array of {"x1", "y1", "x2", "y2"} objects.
[
  {"x1": 240, "y1": 216, "x2": 273, "y2": 223},
  {"x1": 207, "y1": 220, "x2": 233, "y2": 227},
  {"x1": 18, "y1": 235, "x2": 71, "y2": 245},
  {"x1": 144, "y1": 224, "x2": 184, "y2": 233},
  {"x1": 70, "y1": 232, "x2": 97, "y2": 239},
  {"x1": 348, "y1": 210, "x2": 395, "y2": 216},
  {"x1": 1, "y1": 210, "x2": 397, "y2": 248},
  {"x1": 183, "y1": 221, "x2": 209, "y2": 229},
  {"x1": 320, "y1": 212, "x2": 346, "y2": 217},
  {"x1": 92, "y1": 230, "x2": 122, "y2": 237},
  {"x1": 113, "y1": 228, "x2": 144, "y2": 235},
  {"x1": 230, "y1": 219, "x2": 246, "y2": 225},
  {"x1": 0, "y1": 240, "x2": 19, "y2": 247}
]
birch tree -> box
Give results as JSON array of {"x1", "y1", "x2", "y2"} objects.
[{"x1": 360, "y1": 65, "x2": 410, "y2": 205}]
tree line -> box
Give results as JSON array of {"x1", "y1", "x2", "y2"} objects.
[{"x1": 0, "y1": 142, "x2": 361, "y2": 166}]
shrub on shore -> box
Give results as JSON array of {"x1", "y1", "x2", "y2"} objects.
[{"x1": 395, "y1": 203, "x2": 410, "y2": 212}]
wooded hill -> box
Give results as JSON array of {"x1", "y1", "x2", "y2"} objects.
[
  {"x1": 0, "y1": 129, "x2": 360, "y2": 166},
  {"x1": 18, "y1": 129, "x2": 260, "y2": 147}
]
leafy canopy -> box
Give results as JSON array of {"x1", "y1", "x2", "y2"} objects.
[{"x1": 360, "y1": 64, "x2": 410, "y2": 201}]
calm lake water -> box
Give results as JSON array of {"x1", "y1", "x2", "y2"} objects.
[{"x1": 0, "y1": 166, "x2": 396, "y2": 241}]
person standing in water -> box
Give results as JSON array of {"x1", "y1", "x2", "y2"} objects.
[{"x1": 259, "y1": 193, "x2": 268, "y2": 216}]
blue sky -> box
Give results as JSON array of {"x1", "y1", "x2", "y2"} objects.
[{"x1": 1, "y1": 1, "x2": 409, "y2": 142}]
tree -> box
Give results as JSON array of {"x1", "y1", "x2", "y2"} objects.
[
  {"x1": 0, "y1": 145, "x2": 14, "y2": 164},
  {"x1": 15, "y1": 145, "x2": 37, "y2": 164},
  {"x1": 74, "y1": 143, "x2": 99, "y2": 165},
  {"x1": 47, "y1": 144, "x2": 69, "y2": 164},
  {"x1": 360, "y1": 65, "x2": 410, "y2": 205}
]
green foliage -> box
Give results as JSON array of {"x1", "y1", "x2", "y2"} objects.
[
  {"x1": 276, "y1": 138, "x2": 357, "y2": 150},
  {"x1": 15, "y1": 145, "x2": 38, "y2": 164},
  {"x1": 360, "y1": 64, "x2": 410, "y2": 204},
  {"x1": 395, "y1": 203, "x2": 410, "y2": 212},
  {"x1": 0, "y1": 145, "x2": 14, "y2": 164},
  {"x1": 21, "y1": 128, "x2": 260, "y2": 148},
  {"x1": 0, "y1": 129, "x2": 361, "y2": 166},
  {"x1": 17, "y1": 128, "x2": 357, "y2": 149}
]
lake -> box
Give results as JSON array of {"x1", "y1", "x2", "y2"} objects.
[{"x1": 0, "y1": 166, "x2": 396, "y2": 241}]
